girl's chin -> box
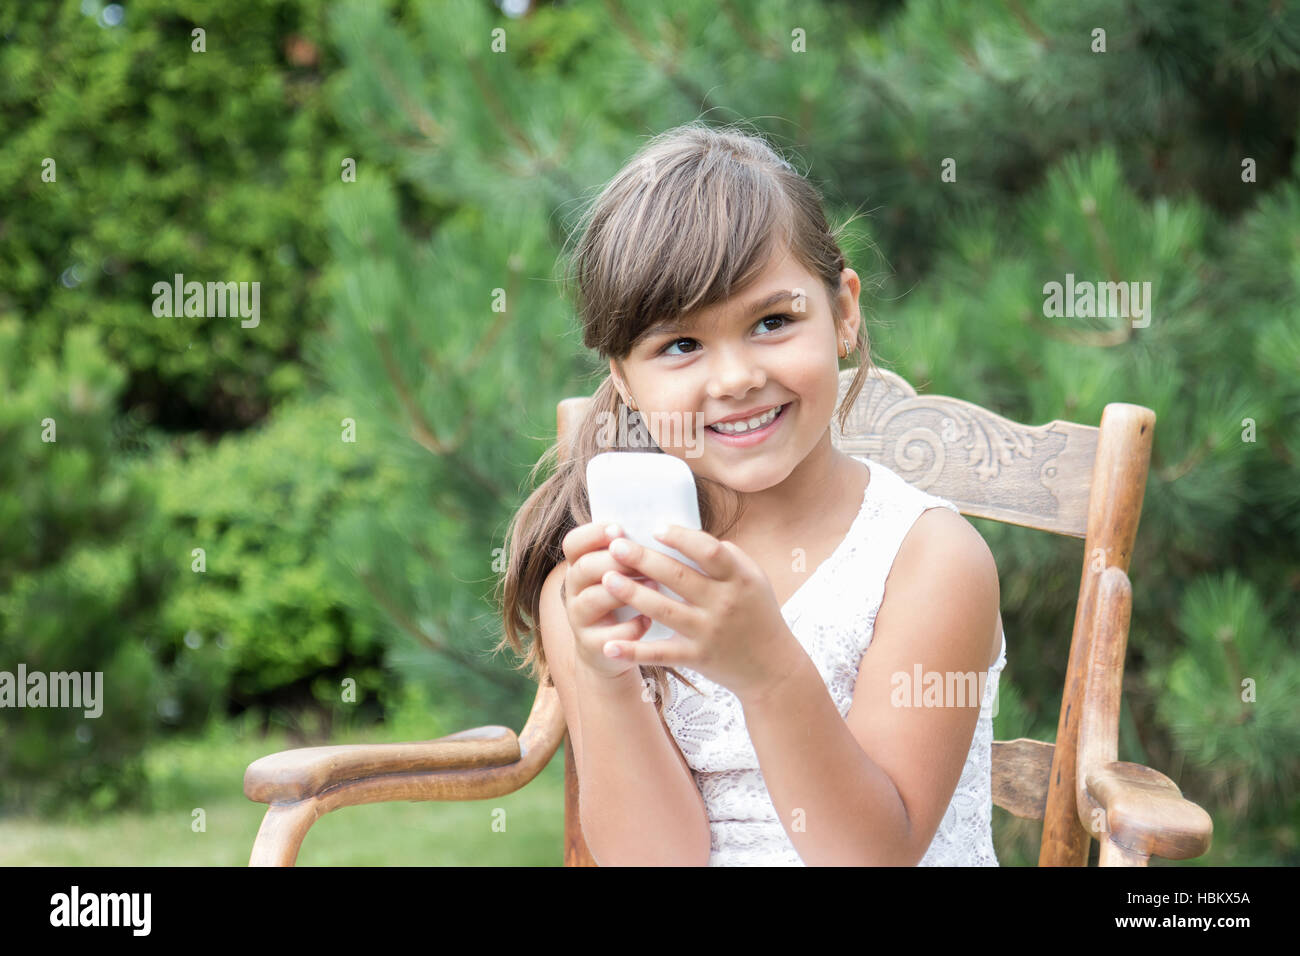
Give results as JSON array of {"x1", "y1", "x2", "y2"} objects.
[{"x1": 699, "y1": 461, "x2": 795, "y2": 494}]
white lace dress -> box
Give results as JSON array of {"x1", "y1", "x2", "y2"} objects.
[{"x1": 661, "y1": 455, "x2": 1008, "y2": 866}]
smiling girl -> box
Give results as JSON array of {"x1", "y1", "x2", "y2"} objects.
[{"x1": 496, "y1": 121, "x2": 1007, "y2": 866}]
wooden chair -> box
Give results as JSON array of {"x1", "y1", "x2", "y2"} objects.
[{"x1": 243, "y1": 366, "x2": 1213, "y2": 866}]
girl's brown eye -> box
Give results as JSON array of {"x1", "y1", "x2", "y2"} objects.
[
  {"x1": 659, "y1": 337, "x2": 699, "y2": 356},
  {"x1": 657, "y1": 314, "x2": 792, "y2": 356}
]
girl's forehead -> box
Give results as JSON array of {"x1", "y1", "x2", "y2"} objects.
[
  {"x1": 697, "y1": 257, "x2": 821, "y2": 319},
  {"x1": 743, "y1": 242, "x2": 825, "y2": 296}
]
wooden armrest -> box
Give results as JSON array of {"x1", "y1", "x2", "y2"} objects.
[
  {"x1": 1075, "y1": 565, "x2": 1213, "y2": 861},
  {"x1": 245, "y1": 684, "x2": 569, "y2": 864},
  {"x1": 1085, "y1": 761, "x2": 1213, "y2": 860},
  {"x1": 245, "y1": 679, "x2": 568, "y2": 805},
  {"x1": 244, "y1": 725, "x2": 521, "y2": 804}
]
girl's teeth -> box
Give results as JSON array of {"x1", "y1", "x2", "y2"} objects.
[{"x1": 712, "y1": 405, "x2": 781, "y2": 433}]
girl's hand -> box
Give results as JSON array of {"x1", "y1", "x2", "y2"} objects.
[
  {"x1": 597, "y1": 525, "x2": 804, "y2": 702},
  {"x1": 560, "y1": 520, "x2": 655, "y2": 680}
]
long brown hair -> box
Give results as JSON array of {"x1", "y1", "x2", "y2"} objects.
[{"x1": 493, "y1": 120, "x2": 876, "y2": 718}]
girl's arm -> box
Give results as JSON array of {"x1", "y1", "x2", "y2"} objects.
[
  {"x1": 739, "y1": 508, "x2": 1002, "y2": 866},
  {"x1": 540, "y1": 564, "x2": 712, "y2": 866}
]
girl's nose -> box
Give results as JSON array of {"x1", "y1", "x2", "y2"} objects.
[{"x1": 707, "y1": 350, "x2": 766, "y2": 399}]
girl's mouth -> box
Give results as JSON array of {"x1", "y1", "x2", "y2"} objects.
[{"x1": 706, "y1": 402, "x2": 791, "y2": 446}]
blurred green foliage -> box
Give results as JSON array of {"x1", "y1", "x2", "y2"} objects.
[
  {"x1": 0, "y1": 0, "x2": 346, "y2": 432},
  {"x1": 0, "y1": 317, "x2": 407, "y2": 814},
  {"x1": 0, "y1": 320, "x2": 166, "y2": 814},
  {"x1": 148, "y1": 392, "x2": 405, "y2": 727}
]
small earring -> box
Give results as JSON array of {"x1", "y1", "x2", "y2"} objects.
[{"x1": 841, "y1": 338, "x2": 852, "y2": 358}]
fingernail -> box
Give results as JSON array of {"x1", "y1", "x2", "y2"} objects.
[
  {"x1": 605, "y1": 643, "x2": 621, "y2": 658},
  {"x1": 653, "y1": 521, "x2": 669, "y2": 538},
  {"x1": 605, "y1": 523, "x2": 621, "y2": 538},
  {"x1": 610, "y1": 538, "x2": 632, "y2": 557}
]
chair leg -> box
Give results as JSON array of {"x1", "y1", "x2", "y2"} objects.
[
  {"x1": 563, "y1": 731, "x2": 598, "y2": 866},
  {"x1": 249, "y1": 801, "x2": 322, "y2": 866},
  {"x1": 1098, "y1": 834, "x2": 1150, "y2": 866}
]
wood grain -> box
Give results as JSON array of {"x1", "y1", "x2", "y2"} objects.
[
  {"x1": 1038, "y1": 401, "x2": 1155, "y2": 866},
  {"x1": 991, "y1": 738, "x2": 1055, "y2": 819},
  {"x1": 834, "y1": 367, "x2": 1099, "y2": 538}
]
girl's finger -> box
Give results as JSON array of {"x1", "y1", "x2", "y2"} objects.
[
  {"x1": 570, "y1": 577, "x2": 637, "y2": 626},
  {"x1": 607, "y1": 536, "x2": 711, "y2": 606},
  {"x1": 601, "y1": 570, "x2": 701, "y2": 636},
  {"x1": 651, "y1": 524, "x2": 737, "y2": 580},
  {"x1": 561, "y1": 520, "x2": 623, "y2": 566},
  {"x1": 566, "y1": 542, "x2": 631, "y2": 596},
  {"x1": 585, "y1": 614, "x2": 652, "y2": 650},
  {"x1": 605, "y1": 634, "x2": 696, "y2": 666}
]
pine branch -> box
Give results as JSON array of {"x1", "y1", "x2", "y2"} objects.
[
  {"x1": 536, "y1": 149, "x2": 585, "y2": 199},
  {"x1": 372, "y1": 49, "x2": 442, "y2": 142},
  {"x1": 1023, "y1": 309, "x2": 1133, "y2": 346},
  {"x1": 375, "y1": 329, "x2": 467, "y2": 456},
  {"x1": 357, "y1": 569, "x2": 521, "y2": 694},
  {"x1": 372, "y1": 329, "x2": 508, "y2": 498},
  {"x1": 359, "y1": 568, "x2": 447, "y2": 654},
  {"x1": 542, "y1": 116, "x2": 586, "y2": 196},
  {"x1": 1268, "y1": 433, "x2": 1294, "y2": 467},
  {"x1": 463, "y1": 55, "x2": 532, "y2": 155},
  {"x1": 1156, "y1": 433, "x2": 1214, "y2": 482},
  {"x1": 463, "y1": 254, "x2": 520, "y2": 375},
  {"x1": 719, "y1": 0, "x2": 778, "y2": 59},
  {"x1": 461, "y1": 55, "x2": 583, "y2": 199},
  {"x1": 949, "y1": 29, "x2": 989, "y2": 78},
  {"x1": 1003, "y1": 0, "x2": 1052, "y2": 50},
  {"x1": 1214, "y1": 623, "x2": 1251, "y2": 726},
  {"x1": 1081, "y1": 199, "x2": 1124, "y2": 286},
  {"x1": 797, "y1": 88, "x2": 813, "y2": 142},
  {"x1": 450, "y1": 446, "x2": 509, "y2": 503},
  {"x1": 409, "y1": 536, "x2": 451, "y2": 581},
  {"x1": 1030, "y1": 197, "x2": 1135, "y2": 346},
  {"x1": 843, "y1": 59, "x2": 914, "y2": 119},
  {"x1": 601, "y1": 0, "x2": 713, "y2": 110}
]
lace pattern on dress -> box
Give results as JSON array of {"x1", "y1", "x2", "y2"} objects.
[{"x1": 661, "y1": 456, "x2": 1008, "y2": 866}]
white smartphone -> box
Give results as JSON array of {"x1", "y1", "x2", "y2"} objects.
[{"x1": 585, "y1": 452, "x2": 703, "y2": 642}]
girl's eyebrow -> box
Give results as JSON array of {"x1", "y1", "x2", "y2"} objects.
[{"x1": 640, "y1": 289, "x2": 798, "y2": 340}]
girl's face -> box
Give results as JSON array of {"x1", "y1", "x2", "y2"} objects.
[{"x1": 609, "y1": 244, "x2": 863, "y2": 494}]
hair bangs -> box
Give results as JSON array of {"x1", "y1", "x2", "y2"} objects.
[{"x1": 591, "y1": 147, "x2": 797, "y2": 357}]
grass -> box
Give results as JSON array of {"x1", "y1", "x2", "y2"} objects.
[
  {"x1": 0, "y1": 705, "x2": 1062, "y2": 866},
  {"x1": 0, "y1": 709, "x2": 569, "y2": 866}
]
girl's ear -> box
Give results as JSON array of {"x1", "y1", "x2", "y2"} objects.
[
  {"x1": 608, "y1": 358, "x2": 636, "y2": 409},
  {"x1": 837, "y1": 268, "x2": 864, "y2": 345}
]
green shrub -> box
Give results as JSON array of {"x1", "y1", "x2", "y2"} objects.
[
  {"x1": 148, "y1": 392, "x2": 409, "y2": 736},
  {"x1": 0, "y1": 0, "x2": 348, "y2": 432},
  {"x1": 0, "y1": 320, "x2": 169, "y2": 815}
]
